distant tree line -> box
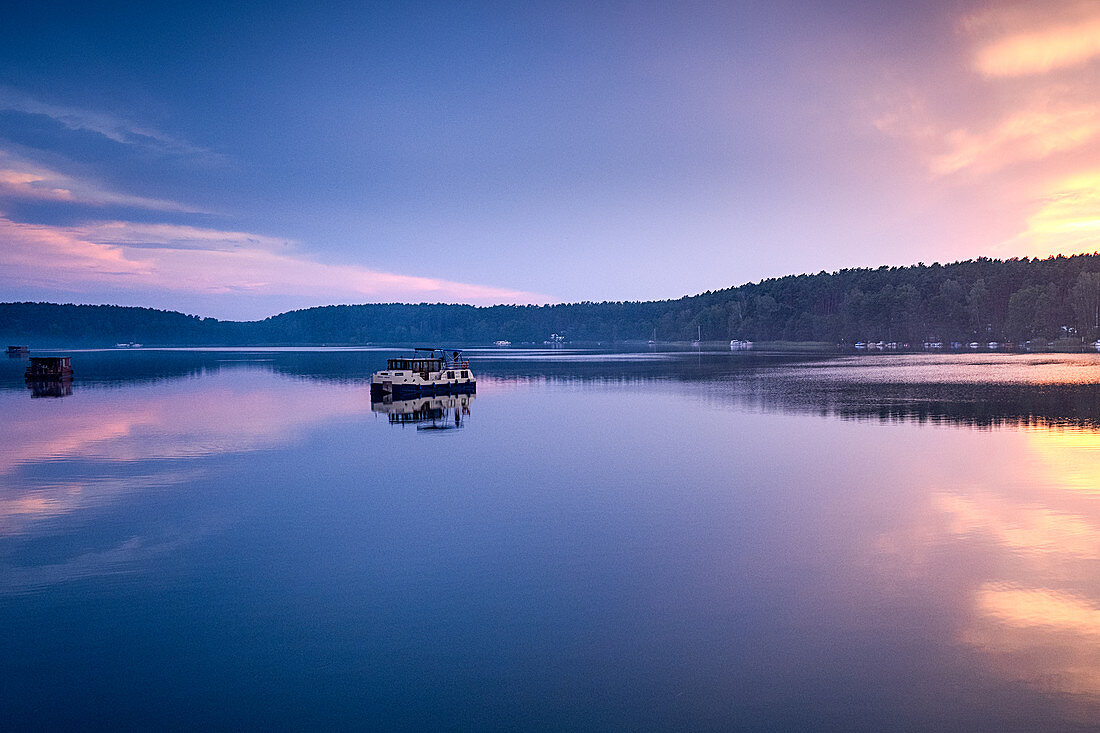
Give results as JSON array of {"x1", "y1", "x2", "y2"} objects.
[{"x1": 3, "y1": 254, "x2": 1100, "y2": 346}]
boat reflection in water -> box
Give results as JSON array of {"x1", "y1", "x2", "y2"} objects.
[
  {"x1": 24, "y1": 356, "x2": 75, "y2": 398},
  {"x1": 26, "y1": 379, "x2": 73, "y2": 398},
  {"x1": 371, "y1": 393, "x2": 473, "y2": 431}
]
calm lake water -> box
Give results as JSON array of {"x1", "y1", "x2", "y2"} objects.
[{"x1": 2, "y1": 348, "x2": 1098, "y2": 731}]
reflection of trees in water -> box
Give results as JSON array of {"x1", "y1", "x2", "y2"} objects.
[
  {"x1": 718, "y1": 382, "x2": 1100, "y2": 430},
  {"x1": 0, "y1": 350, "x2": 386, "y2": 391},
  {"x1": 482, "y1": 370, "x2": 1100, "y2": 430},
  {"x1": 3, "y1": 350, "x2": 1098, "y2": 429}
]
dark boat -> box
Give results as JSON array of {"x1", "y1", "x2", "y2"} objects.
[{"x1": 25, "y1": 356, "x2": 73, "y2": 379}]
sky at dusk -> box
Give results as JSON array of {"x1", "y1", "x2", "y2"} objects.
[{"x1": 2, "y1": 0, "x2": 1099, "y2": 320}]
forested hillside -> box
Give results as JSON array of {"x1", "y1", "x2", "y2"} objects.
[{"x1": 3, "y1": 254, "x2": 1099, "y2": 346}]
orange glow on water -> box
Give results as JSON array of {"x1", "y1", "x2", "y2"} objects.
[
  {"x1": 965, "y1": 583, "x2": 1100, "y2": 707},
  {"x1": 935, "y1": 491, "x2": 1099, "y2": 559},
  {"x1": 975, "y1": 583, "x2": 1100, "y2": 636},
  {"x1": 951, "y1": 426, "x2": 1100, "y2": 707},
  {"x1": 1023, "y1": 425, "x2": 1100, "y2": 495}
]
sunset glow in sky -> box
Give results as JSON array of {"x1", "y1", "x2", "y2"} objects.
[{"x1": 2, "y1": 0, "x2": 1100, "y2": 319}]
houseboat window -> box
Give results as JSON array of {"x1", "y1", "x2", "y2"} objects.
[
  {"x1": 461, "y1": 370, "x2": 468, "y2": 378},
  {"x1": 447, "y1": 371, "x2": 454, "y2": 379}
]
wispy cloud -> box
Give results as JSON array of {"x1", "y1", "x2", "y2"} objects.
[
  {"x1": 931, "y1": 97, "x2": 1100, "y2": 176},
  {"x1": 0, "y1": 84, "x2": 211, "y2": 157},
  {"x1": 0, "y1": 149, "x2": 203, "y2": 211},
  {"x1": 0, "y1": 214, "x2": 553, "y2": 306},
  {"x1": 79, "y1": 221, "x2": 292, "y2": 252}
]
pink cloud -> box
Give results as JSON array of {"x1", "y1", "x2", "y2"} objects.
[
  {"x1": 0, "y1": 150, "x2": 202, "y2": 212},
  {"x1": 0, "y1": 214, "x2": 553, "y2": 306}
]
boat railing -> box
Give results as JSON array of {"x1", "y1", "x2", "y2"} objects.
[{"x1": 407, "y1": 348, "x2": 470, "y2": 371}]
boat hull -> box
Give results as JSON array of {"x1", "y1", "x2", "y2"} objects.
[{"x1": 370, "y1": 381, "x2": 476, "y2": 400}]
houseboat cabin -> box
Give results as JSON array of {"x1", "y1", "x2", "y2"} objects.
[
  {"x1": 370, "y1": 348, "x2": 475, "y2": 400},
  {"x1": 6, "y1": 345, "x2": 29, "y2": 356},
  {"x1": 25, "y1": 356, "x2": 73, "y2": 379}
]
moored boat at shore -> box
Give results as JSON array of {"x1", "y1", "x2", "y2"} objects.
[{"x1": 370, "y1": 348, "x2": 476, "y2": 399}]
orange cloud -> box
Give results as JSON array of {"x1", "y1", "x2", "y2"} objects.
[
  {"x1": 998, "y1": 171, "x2": 1100, "y2": 258},
  {"x1": 974, "y1": 14, "x2": 1100, "y2": 77},
  {"x1": 931, "y1": 101, "x2": 1100, "y2": 176},
  {"x1": 872, "y1": 85, "x2": 1100, "y2": 178},
  {"x1": 866, "y1": 2, "x2": 1100, "y2": 264}
]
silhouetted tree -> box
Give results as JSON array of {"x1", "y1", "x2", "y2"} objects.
[
  {"x1": 5, "y1": 254, "x2": 1100, "y2": 346},
  {"x1": 1071, "y1": 271, "x2": 1100, "y2": 340}
]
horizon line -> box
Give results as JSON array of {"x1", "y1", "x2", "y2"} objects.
[{"x1": 4, "y1": 250, "x2": 1099, "y2": 323}]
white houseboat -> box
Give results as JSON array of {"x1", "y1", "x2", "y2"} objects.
[{"x1": 370, "y1": 348, "x2": 475, "y2": 400}]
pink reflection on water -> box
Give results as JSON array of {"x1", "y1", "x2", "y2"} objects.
[{"x1": 0, "y1": 370, "x2": 368, "y2": 535}]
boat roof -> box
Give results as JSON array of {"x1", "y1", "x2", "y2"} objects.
[{"x1": 384, "y1": 348, "x2": 468, "y2": 366}]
